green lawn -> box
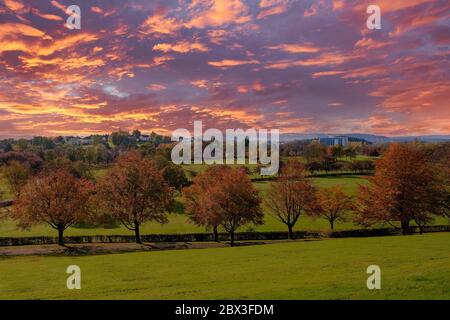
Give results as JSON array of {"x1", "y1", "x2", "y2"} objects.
[{"x1": 0, "y1": 233, "x2": 449, "y2": 299}]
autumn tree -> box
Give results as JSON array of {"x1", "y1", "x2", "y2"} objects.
[
  {"x1": 12, "y1": 170, "x2": 92, "y2": 245},
  {"x1": 266, "y1": 161, "x2": 319, "y2": 239},
  {"x1": 95, "y1": 151, "x2": 174, "y2": 244},
  {"x1": 304, "y1": 142, "x2": 327, "y2": 163},
  {"x1": 310, "y1": 186, "x2": 354, "y2": 230},
  {"x1": 3, "y1": 160, "x2": 30, "y2": 196},
  {"x1": 154, "y1": 155, "x2": 188, "y2": 191},
  {"x1": 355, "y1": 143, "x2": 448, "y2": 235},
  {"x1": 214, "y1": 167, "x2": 263, "y2": 246},
  {"x1": 183, "y1": 166, "x2": 224, "y2": 242},
  {"x1": 184, "y1": 166, "x2": 263, "y2": 246}
]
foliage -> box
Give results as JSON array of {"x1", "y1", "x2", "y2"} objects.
[
  {"x1": 3, "y1": 161, "x2": 31, "y2": 196},
  {"x1": 11, "y1": 170, "x2": 93, "y2": 245},
  {"x1": 266, "y1": 161, "x2": 319, "y2": 239},
  {"x1": 355, "y1": 143, "x2": 448, "y2": 234},
  {"x1": 310, "y1": 186, "x2": 354, "y2": 230},
  {"x1": 184, "y1": 166, "x2": 263, "y2": 246},
  {"x1": 95, "y1": 151, "x2": 174, "y2": 243}
]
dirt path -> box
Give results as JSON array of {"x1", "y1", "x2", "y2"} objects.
[{"x1": 0, "y1": 240, "x2": 303, "y2": 257}]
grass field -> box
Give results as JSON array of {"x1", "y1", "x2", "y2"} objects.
[
  {"x1": 1, "y1": 173, "x2": 448, "y2": 237},
  {"x1": 0, "y1": 233, "x2": 449, "y2": 299}
]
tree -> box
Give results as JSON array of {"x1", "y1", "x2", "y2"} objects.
[
  {"x1": 355, "y1": 143, "x2": 448, "y2": 235},
  {"x1": 153, "y1": 155, "x2": 189, "y2": 191},
  {"x1": 214, "y1": 167, "x2": 263, "y2": 246},
  {"x1": 95, "y1": 151, "x2": 174, "y2": 244},
  {"x1": 266, "y1": 161, "x2": 319, "y2": 239},
  {"x1": 12, "y1": 170, "x2": 92, "y2": 245},
  {"x1": 183, "y1": 166, "x2": 224, "y2": 242},
  {"x1": 331, "y1": 145, "x2": 343, "y2": 159},
  {"x1": 109, "y1": 131, "x2": 135, "y2": 148},
  {"x1": 3, "y1": 160, "x2": 30, "y2": 196},
  {"x1": 311, "y1": 186, "x2": 354, "y2": 230},
  {"x1": 343, "y1": 146, "x2": 357, "y2": 159},
  {"x1": 304, "y1": 142, "x2": 327, "y2": 163},
  {"x1": 132, "y1": 129, "x2": 142, "y2": 140},
  {"x1": 184, "y1": 166, "x2": 263, "y2": 246}
]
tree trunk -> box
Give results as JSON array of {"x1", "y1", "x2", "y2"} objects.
[
  {"x1": 230, "y1": 230, "x2": 235, "y2": 247},
  {"x1": 287, "y1": 224, "x2": 294, "y2": 240},
  {"x1": 401, "y1": 220, "x2": 410, "y2": 235},
  {"x1": 57, "y1": 225, "x2": 64, "y2": 246},
  {"x1": 418, "y1": 224, "x2": 423, "y2": 235},
  {"x1": 330, "y1": 220, "x2": 334, "y2": 231},
  {"x1": 213, "y1": 225, "x2": 219, "y2": 242},
  {"x1": 135, "y1": 223, "x2": 142, "y2": 244}
]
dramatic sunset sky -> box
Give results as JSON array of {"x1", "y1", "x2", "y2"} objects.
[{"x1": 0, "y1": 0, "x2": 449, "y2": 137}]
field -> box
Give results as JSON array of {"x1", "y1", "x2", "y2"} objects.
[
  {"x1": 1, "y1": 172, "x2": 448, "y2": 237},
  {"x1": 0, "y1": 233, "x2": 449, "y2": 299}
]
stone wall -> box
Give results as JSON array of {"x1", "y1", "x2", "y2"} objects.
[{"x1": 0, "y1": 225, "x2": 448, "y2": 246}]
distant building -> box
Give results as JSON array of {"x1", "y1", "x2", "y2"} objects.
[
  {"x1": 139, "y1": 135, "x2": 151, "y2": 142},
  {"x1": 318, "y1": 136, "x2": 349, "y2": 147},
  {"x1": 65, "y1": 136, "x2": 93, "y2": 145}
]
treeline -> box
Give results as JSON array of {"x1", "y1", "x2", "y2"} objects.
[
  {"x1": 0, "y1": 130, "x2": 172, "y2": 166},
  {"x1": 281, "y1": 142, "x2": 378, "y2": 175},
  {"x1": 280, "y1": 140, "x2": 386, "y2": 157},
  {"x1": 2, "y1": 142, "x2": 449, "y2": 246}
]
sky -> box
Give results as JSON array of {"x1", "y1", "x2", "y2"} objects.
[{"x1": 0, "y1": 0, "x2": 449, "y2": 138}]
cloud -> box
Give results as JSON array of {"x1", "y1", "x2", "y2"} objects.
[
  {"x1": 257, "y1": 0, "x2": 288, "y2": 19},
  {"x1": 153, "y1": 41, "x2": 209, "y2": 53},
  {"x1": 139, "y1": 12, "x2": 183, "y2": 36},
  {"x1": 185, "y1": 0, "x2": 252, "y2": 29},
  {"x1": 0, "y1": 0, "x2": 448, "y2": 137},
  {"x1": 147, "y1": 84, "x2": 167, "y2": 91},
  {"x1": 3, "y1": 0, "x2": 24, "y2": 11},
  {"x1": 208, "y1": 59, "x2": 260, "y2": 68},
  {"x1": 265, "y1": 43, "x2": 319, "y2": 53}
]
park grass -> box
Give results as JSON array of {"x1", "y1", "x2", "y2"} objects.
[{"x1": 0, "y1": 233, "x2": 449, "y2": 299}]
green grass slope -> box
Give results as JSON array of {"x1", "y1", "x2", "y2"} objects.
[{"x1": 0, "y1": 233, "x2": 449, "y2": 299}]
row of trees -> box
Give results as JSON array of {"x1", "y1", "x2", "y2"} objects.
[
  {"x1": 184, "y1": 143, "x2": 449, "y2": 240},
  {"x1": 12, "y1": 152, "x2": 175, "y2": 245},
  {"x1": 5, "y1": 142, "x2": 450, "y2": 245}
]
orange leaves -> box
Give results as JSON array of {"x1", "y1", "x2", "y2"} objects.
[{"x1": 12, "y1": 169, "x2": 93, "y2": 230}]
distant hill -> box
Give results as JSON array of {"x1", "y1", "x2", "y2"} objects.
[{"x1": 280, "y1": 133, "x2": 450, "y2": 143}]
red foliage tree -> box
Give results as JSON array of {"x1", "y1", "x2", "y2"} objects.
[
  {"x1": 266, "y1": 161, "x2": 319, "y2": 239},
  {"x1": 12, "y1": 170, "x2": 93, "y2": 245},
  {"x1": 95, "y1": 152, "x2": 174, "y2": 244},
  {"x1": 311, "y1": 186, "x2": 354, "y2": 230},
  {"x1": 355, "y1": 143, "x2": 447, "y2": 234},
  {"x1": 184, "y1": 166, "x2": 263, "y2": 246}
]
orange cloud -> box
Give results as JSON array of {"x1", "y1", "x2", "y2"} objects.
[
  {"x1": 312, "y1": 70, "x2": 345, "y2": 78},
  {"x1": 4, "y1": 0, "x2": 24, "y2": 11},
  {"x1": 185, "y1": 0, "x2": 252, "y2": 29},
  {"x1": 266, "y1": 43, "x2": 319, "y2": 53},
  {"x1": 140, "y1": 12, "x2": 183, "y2": 35},
  {"x1": 264, "y1": 52, "x2": 356, "y2": 69},
  {"x1": 147, "y1": 84, "x2": 167, "y2": 91},
  {"x1": 208, "y1": 59, "x2": 259, "y2": 68},
  {"x1": 190, "y1": 80, "x2": 209, "y2": 88},
  {"x1": 91, "y1": 6, "x2": 103, "y2": 14},
  {"x1": 153, "y1": 41, "x2": 209, "y2": 53},
  {"x1": 257, "y1": 0, "x2": 288, "y2": 19},
  {"x1": 0, "y1": 23, "x2": 46, "y2": 38}
]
